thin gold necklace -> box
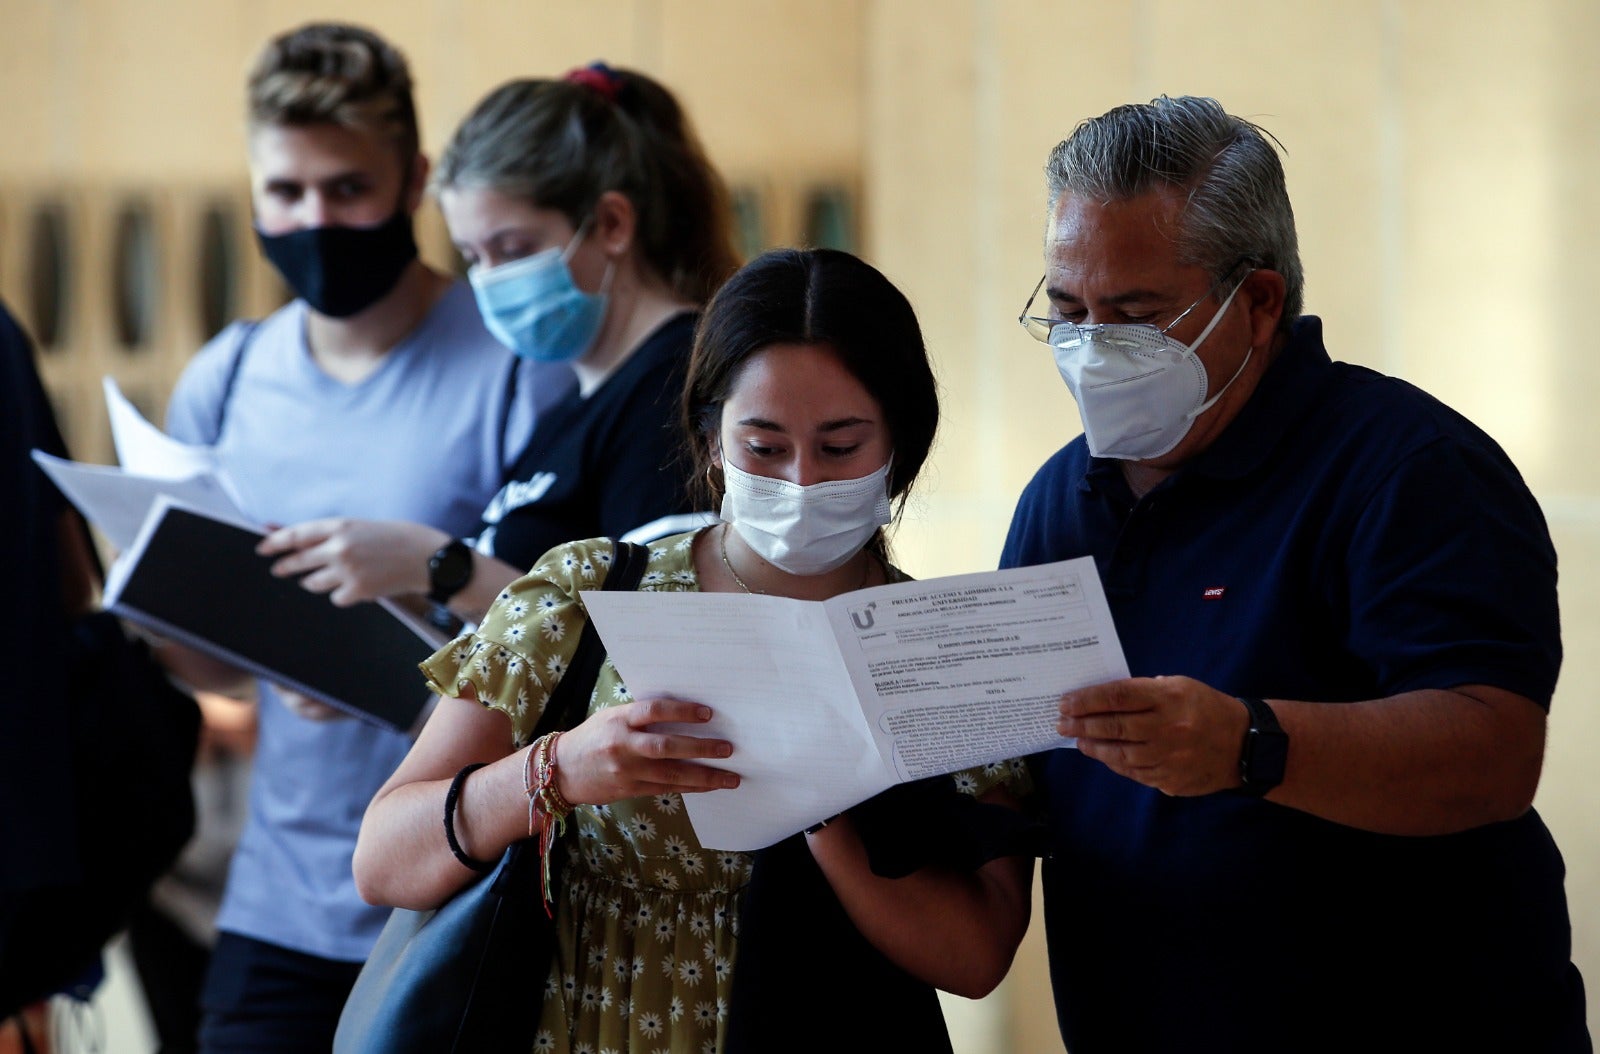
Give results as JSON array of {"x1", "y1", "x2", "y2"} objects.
[
  {"x1": 719, "y1": 523, "x2": 877, "y2": 595},
  {"x1": 720, "y1": 523, "x2": 764, "y2": 594}
]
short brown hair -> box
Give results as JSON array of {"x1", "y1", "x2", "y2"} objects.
[{"x1": 247, "y1": 22, "x2": 420, "y2": 162}]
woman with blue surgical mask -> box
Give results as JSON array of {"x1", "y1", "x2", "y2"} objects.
[
  {"x1": 258, "y1": 63, "x2": 739, "y2": 622},
  {"x1": 355, "y1": 248, "x2": 1035, "y2": 1053}
]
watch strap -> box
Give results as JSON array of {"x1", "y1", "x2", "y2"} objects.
[{"x1": 1236, "y1": 695, "x2": 1288, "y2": 797}]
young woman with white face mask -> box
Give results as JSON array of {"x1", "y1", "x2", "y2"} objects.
[
  {"x1": 354, "y1": 249, "x2": 1036, "y2": 1053},
  {"x1": 256, "y1": 63, "x2": 738, "y2": 625}
]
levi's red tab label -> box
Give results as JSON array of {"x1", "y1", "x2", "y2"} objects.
[{"x1": 1202, "y1": 586, "x2": 1226, "y2": 600}]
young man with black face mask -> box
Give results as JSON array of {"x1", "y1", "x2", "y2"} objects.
[{"x1": 157, "y1": 23, "x2": 570, "y2": 1052}]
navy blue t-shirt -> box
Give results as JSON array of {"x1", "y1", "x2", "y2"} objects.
[
  {"x1": 477, "y1": 312, "x2": 706, "y2": 571},
  {"x1": 1002, "y1": 317, "x2": 1588, "y2": 1053}
]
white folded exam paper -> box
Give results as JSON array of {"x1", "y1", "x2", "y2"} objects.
[
  {"x1": 582, "y1": 557, "x2": 1129, "y2": 851},
  {"x1": 32, "y1": 378, "x2": 253, "y2": 551}
]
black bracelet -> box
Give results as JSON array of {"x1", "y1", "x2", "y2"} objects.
[
  {"x1": 804, "y1": 813, "x2": 842, "y2": 836},
  {"x1": 444, "y1": 763, "x2": 497, "y2": 873}
]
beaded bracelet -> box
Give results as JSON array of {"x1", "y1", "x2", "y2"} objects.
[
  {"x1": 523, "y1": 732, "x2": 575, "y2": 914},
  {"x1": 443, "y1": 762, "x2": 496, "y2": 874}
]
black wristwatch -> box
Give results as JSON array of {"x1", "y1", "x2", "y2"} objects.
[
  {"x1": 1236, "y1": 696, "x2": 1288, "y2": 797},
  {"x1": 426, "y1": 539, "x2": 473, "y2": 605}
]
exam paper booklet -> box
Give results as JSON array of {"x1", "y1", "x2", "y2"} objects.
[
  {"x1": 103, "y1": 497, "x2": 439, "y2": 732},
  {"x1": 582, "y1": 557, "x2": 1129, "y2": 850},
  {"x1": 30, "y1": 378, "x2": 250, "y2": 552}
]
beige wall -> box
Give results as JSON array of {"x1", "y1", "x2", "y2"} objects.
[
  {"x1": 3, "y1": 1, "x2": 1594, "y2": 1049},
  {"x1": 866, "y1": 2, "x2": 1599, "y2": 1048}
]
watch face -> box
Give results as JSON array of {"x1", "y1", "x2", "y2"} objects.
[
  {"x1": 429, "y1": 541, "x2": 472, "y2": 600},
  {"x1": 1243, "y1": 727, "x2": 1289, "y2": 793}
]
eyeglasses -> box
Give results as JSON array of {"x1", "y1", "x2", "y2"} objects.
[{"x1": 1018, "y1": 258, "x2": 1257, "y2": 345}]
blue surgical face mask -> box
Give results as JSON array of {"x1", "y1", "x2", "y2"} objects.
[{"x1": 468, "y1": 225, "x2": 609, "y2": 362}]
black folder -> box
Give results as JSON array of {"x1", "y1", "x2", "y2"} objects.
[{"x1": 104, "y1": 503, "x2": 436, "y2": 731}]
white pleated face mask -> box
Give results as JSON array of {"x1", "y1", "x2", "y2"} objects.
[
  {"x1": 1048, "y1": 278, "x2": 1252, "y2": 460},
  {"x1": 719, "y1": 458, "x2": 894, "y2": 576}
]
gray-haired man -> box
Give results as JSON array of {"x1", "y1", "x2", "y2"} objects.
[{"x1": 1003, "y1": 96, "x2": 1589, "y2": 1053}]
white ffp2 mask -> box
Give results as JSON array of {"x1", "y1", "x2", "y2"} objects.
[{"x1": 1050, "y1": 281, "x2": 1249, "y2": 460}]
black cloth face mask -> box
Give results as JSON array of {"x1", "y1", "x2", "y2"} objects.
[{"x1": 255, "y1": 208, "x2": 419, "y2": 318}]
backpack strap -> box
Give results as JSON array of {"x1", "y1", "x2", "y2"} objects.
[{"x1": 212, "y1": 319, "x2": 261, "y2": 441}]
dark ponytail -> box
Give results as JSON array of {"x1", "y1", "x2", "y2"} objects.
[{"x1": 434, "y1": 63, "x2": 739, "y2": 304}]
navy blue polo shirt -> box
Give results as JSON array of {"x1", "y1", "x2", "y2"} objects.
[{"x1": 1002, "y1": 317, "x2": 1588, "y2": 1053}]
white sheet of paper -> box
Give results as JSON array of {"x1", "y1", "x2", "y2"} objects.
[
  {"x1": 32, "y1": 378, "x2": 252, "y2": 551},
  {"x1": 103, "y1": 377, "x2": 220, "y2": 480},
  {"x1": 582, "y1": 556, "x2": 1128, "y2": 850},
  {"x1": 33, "y1": 450, "x2": 255, "y2": 551}
]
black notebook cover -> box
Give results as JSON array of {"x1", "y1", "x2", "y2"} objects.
[{"x1": 105, "y1": 504, "x2": 433, "y2": 731}]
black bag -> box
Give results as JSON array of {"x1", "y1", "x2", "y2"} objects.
[
  {"x1": 334, "y1": 541, "x2": 649, "y2": 1054},
  {"x1": 0, "y1": 611, "x2": 200, "y2": 1016}
]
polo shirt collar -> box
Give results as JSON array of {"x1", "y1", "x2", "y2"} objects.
[{"x1": 1190, "y1": 315, "x2": 1332, "y2": 481}]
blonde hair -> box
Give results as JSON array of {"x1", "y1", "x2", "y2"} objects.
[{"x1": 247, "y1": 22, "x2": 420, "y2": 162}]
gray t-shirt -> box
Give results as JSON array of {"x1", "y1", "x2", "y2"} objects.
[{"x1": 166, "y1": 282, "x2": 572, "y2": 960}]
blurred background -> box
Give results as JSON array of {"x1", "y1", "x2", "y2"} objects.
[{"x1": 3, "y1": 0, "x2": 1594, "y2": 1049}]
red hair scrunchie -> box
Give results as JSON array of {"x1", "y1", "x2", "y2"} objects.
[{"x1": 564, "y1": 62, "x2": 623, "y2": 103}]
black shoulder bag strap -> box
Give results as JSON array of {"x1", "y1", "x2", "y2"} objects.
[
  {"x1": 495, "y1": 358, "x2": 520, "y2": 477},
  {"x1": 452, "y1": 539, "x2": 651, "y2": 1053}
]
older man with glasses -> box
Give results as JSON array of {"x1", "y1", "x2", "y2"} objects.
[{"x1": 1002, "y1": 95, "x2": 1589, "y2": 1054}]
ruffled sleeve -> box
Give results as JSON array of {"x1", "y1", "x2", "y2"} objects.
[{"x1": 419, "y1": 538, "x2": 620, "y2": 746}]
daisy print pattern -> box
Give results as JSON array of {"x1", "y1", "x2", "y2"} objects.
[{"x1": 412, "y1": 532, "x2": 1035, "y2": 1053}]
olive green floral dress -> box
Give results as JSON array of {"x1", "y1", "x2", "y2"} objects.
[{"x1": 419, "y1": 531, "x2": 1028, "y2": 1054}]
